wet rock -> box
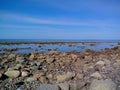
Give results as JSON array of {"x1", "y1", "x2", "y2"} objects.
[
  {"x1": 90, "y1": 72, "x2": 102, "y2": 79},
  {"x1": 95, "y1": 61, "x2": 105, "y2": 66},
  {"x1": 89, "y1": 79, "x2": 117, "y2": 90},
  {"x1": 4, "y1": 70, "x2": 20, "y2": 78},
  {"x1": 37, "y1": 84, "x2": 59, "y2": 90},
  {"x1": 26, "y1": 77, "x2": 37, "y2": 83},
  {"x1": 57, "y1": 72, "x2": 75, "y2": 83},
  {"x1": 58, "y1": 82, "x2": 70, "y2": 90}
]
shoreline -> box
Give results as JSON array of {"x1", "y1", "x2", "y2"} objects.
[
  {"x1": 0, "y1": 48, "x2": 120, "y2": 90},
  {"x1": 0, "y1": 41, "x2": 119, "y2": 45}
]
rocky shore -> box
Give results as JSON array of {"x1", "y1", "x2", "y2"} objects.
[{"x1": 0, "y1": 47, "x2": 120, "y2": 90}]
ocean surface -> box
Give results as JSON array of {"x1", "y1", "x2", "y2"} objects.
[
  {"x1": 0, "y1": 39, "x2": 120, "y2": 42},
  {"x1": 0, "y1": 39, "x2": 120, "y2": 54}
]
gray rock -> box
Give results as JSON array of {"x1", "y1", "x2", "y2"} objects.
[
  {"x1": 89, "y1": 79, "x2": 117, "y2": 90},
  {"x1": 37, "y1": 84, "x2": 59, "y2": 90},
  {"x1": 70, "y1": 81, "x2": 85, "y2": 90},
  {"x1": 4, "y1": 70, "x2": 20, "y2": 78},
  {"x1": 58, "y1": 82, "x2": 70, "y2": 90}
]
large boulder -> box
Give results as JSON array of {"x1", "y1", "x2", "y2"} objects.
[{"x1": 89, "y1": 79, "x2": 116, "y2": 90}]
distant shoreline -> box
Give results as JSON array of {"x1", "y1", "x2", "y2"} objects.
[{"x1": 0, "y1": 41, "x2": 119, "y2": 45}]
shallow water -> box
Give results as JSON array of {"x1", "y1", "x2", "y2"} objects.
[{"x1": 0, "y1": 42, "x2": 119, "y2": 54}]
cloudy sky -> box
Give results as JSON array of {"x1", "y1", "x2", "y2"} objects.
[{"x1": 0, "y1": 0, "x2": 120, "y2": 39}]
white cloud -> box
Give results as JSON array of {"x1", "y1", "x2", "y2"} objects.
[{"x1": 0, "y1": 13, "x2": 119, "y2": 27}]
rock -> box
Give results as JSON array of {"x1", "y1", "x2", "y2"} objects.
[
  {"x1": 34, "y1": 72, "x2": 44, "y2": 78},
  {"x1": 71, "y1": 54, "x2": 77, "y2": 60},
  {"x1": 46, "y1": 57, "x2": 54, "y2": 63},
  {"x1": 21, "y1": 71, "x2": 29, "y2": 77},
  {"x1": 39, "y1": 76, "x2": 47, "y2": 83},
  {"x1": 26, "y1": 77, "x2": 37, "y2": 83},
  {"x1": 13, "y1": 64, "x2": 22, "y2": 70},
  {"x1": 4, "y1": 70, "x2": 20, "y2": 78},
  {"x1": 57, "y1": 72, "x2": 75, "y2": 83},
  {"x1": 89, "y1": 79, "x2": 117, "y2": 90},
  {"x1": 16, "y1": 57, "x2": 25, "y2": 63},
  {"x1": 37, "y1": 84, "x2": 59, "y2": 90},
  {"x1": 47, "y1": 74, "x2": 53, "y2": 79},
  {"x1": 8, "y1": 54, "x2": 16, "y2": 59},
  {"x1": 17, "y1": 87, "x2": 24, "y2": 90},
  {"x1": 1, "y1": 59, "x2": 9, "y2": 65},
  {"x1": 70, "y1": 81, "x2": 85, "y2": 90},
  {"x1": 29, "y1": 54, "x2": 35, "y2": 60},
  {"x1": 90, "y1": 72, "x2": 102, "y2": 79},
  {"x1": 58, "y1": 82, "x2": 70, "y2": 90},
  {"x1": 76, "y1": 73, "x2": 84, "y2": 79},
  {"x1": 95, "y1": 61, "x2": 105, "y2": 66},
  {"x1": 49, "y1": 51, "x2": 58, "y2": 54}
]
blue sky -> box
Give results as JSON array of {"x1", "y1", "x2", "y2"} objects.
[{"x1": 0, "y1": 0, "x2": 120, "y2": 39}]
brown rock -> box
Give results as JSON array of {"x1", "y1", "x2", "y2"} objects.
[{"x1": 57, "y1": 72, "x2": 75, "y2": 83}]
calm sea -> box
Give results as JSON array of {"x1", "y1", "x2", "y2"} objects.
[
  {"x1": 0, "y1": 39, "x2": 119, "y2": 54},
  {"x1": 0, "y1": 39, "x2": 120, "y2": 42}
]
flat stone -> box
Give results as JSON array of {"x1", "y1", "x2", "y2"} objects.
[
  {"x1": 37, "y1": 84, "x2": 59, "y2": 90},
  {"x1": 4, "y1": 70, "x2": 20, "y2": 78},
  {"x1": 89, "y1": 79, "x2": 117, "y2": 90}
]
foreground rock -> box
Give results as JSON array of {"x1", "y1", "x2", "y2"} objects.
[
  {"x1": 89, "y1": 79, "x2": 116, "y2": 90},
  {"x1": 4, "y1": 70, "x2": 20, "y2": 78}
]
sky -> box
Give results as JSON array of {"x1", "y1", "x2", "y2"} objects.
[{"x1": 0, "y1": 0, "x2": 120, "y2": 39}]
